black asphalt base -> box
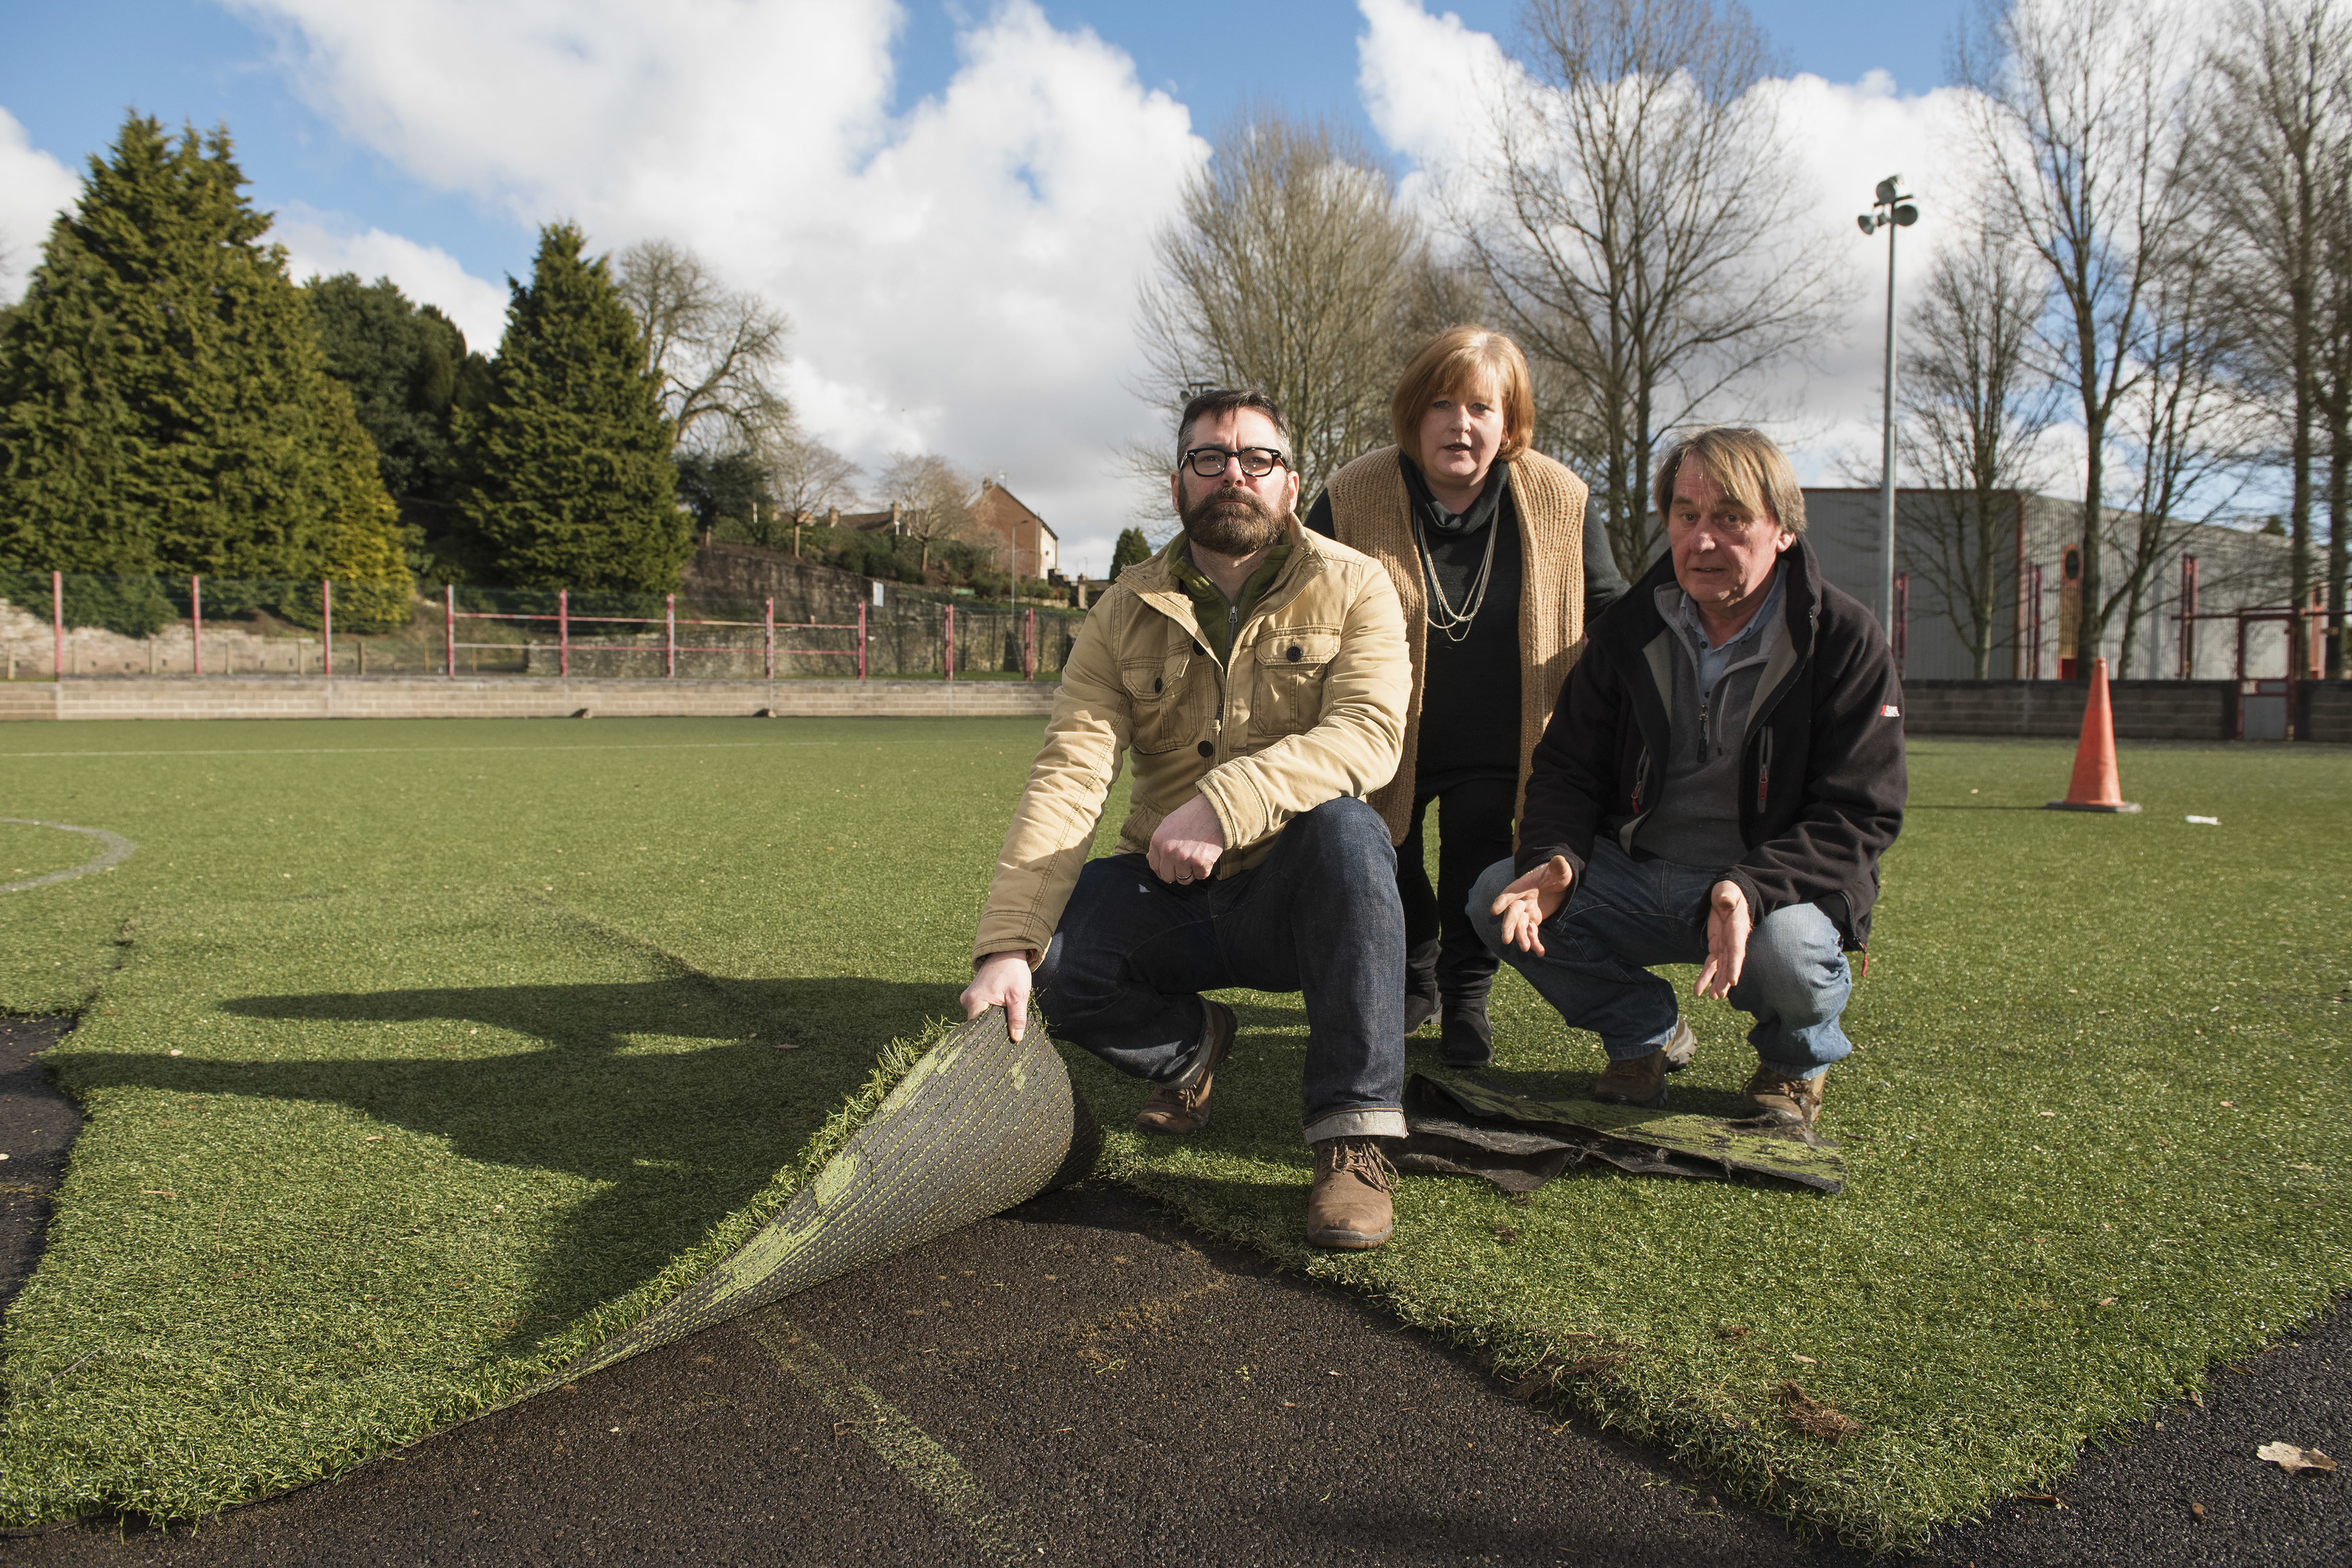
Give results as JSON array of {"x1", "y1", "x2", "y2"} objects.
[{"x1": 0, "y1": 1016, "x2": 2344, "y2": 1566}]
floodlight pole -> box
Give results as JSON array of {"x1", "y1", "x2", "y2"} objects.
[
  {"x1": 1877, "y1": 221, "x2": 1898, "y2": 637},
  {"x1": 1859, "y1": 178, "x2": 1920, "y2": 640}
]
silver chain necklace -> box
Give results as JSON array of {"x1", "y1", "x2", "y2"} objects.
[{"x1": 1413, "y1": 513, "x2": 1500, "y2": 642}]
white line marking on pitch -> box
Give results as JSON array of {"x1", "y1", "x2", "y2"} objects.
[
  {"x1": 0, "y1": 819, "x2": 136, "y2": 893},
  {"x1": 746, "y1": 1316, "x2": 1030, "y2": 1564}
]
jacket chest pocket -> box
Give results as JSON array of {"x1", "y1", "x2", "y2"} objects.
[
  {"x1": 1122, "y1": 653, "x2": 1199, "y2": 754},
  {"x1": 1249, "y1": 626, "x2": 1340, "y2": 736}
]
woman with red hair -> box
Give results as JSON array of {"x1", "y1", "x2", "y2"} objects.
[{"x1": 1308, "y1": 326, "x2": 1625, "y2": 1066}]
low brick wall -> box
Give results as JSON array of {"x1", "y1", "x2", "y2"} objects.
[
  {"x1": 1902, "y1": 679, "x2": 2242, "y2": 740},
  {"x1": 0, "y1": 677, "x2": 1062, "y2": 723},
  {"x1": 2301, "y1": 681, "x2": 2352, "y2": 743}
]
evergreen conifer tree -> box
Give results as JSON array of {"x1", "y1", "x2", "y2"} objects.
[
  {"x1": 454, "y1": 224, "x2": 683, "y2": 591},
  {"x1": 0, "y1": 114, "x2": 409, "y2": 625},
  {"x1": 1110, "y1": 526, "x2": 1154, "y2": 577},
  {"x1": 305, "y1": 274, "x2": 491, "y2": 574}
]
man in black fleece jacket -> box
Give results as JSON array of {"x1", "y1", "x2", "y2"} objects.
[{"x1": 1467, "y1": 428, "x2": 1905, "y2": 1129}]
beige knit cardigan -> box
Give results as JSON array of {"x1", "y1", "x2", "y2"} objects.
[{"x1": 1322, "y1": 446, "x2": 1591, "y2": 845}]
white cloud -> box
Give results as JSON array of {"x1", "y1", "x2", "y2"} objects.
[
  {"x1": 269, "y1": 205, "x2": 512, "y2": 350},
  {"x1": 0, "y1": 107, "x2": 83, "y2": 303},
  {"x1": 228, "y1": 0, "x2": 1204, "y2": 577},
  {"x1": 1357, "y1": 0, "x2": 1987, "y2": 488}
]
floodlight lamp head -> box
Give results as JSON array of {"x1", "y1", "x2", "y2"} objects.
[
  {"x1": 1875, "y1": 176, "x2": 1900, "y2": 205},
  {"x1": 1895, "y1": 203, "x2": 1920, "y2": 226},
  {"x1": 1856, "y1": 213, "x2": 1878, "y2": 234}
]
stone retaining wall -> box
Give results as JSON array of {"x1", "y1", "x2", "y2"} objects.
[
  {"x1": 1901, "y1": 679, "x2": 2241, "y2": 740},
  {"x1": 2301, "y1": 681, "x2": 2352, "y2": 743},
  {"x1": 0, "y1": 677, "x2": 1062, "y2": 723}
]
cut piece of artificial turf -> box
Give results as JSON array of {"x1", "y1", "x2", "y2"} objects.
[
  {"x1": 1397, "y1": 1070, "x2": 1845, "y2": 1193},
  {"x1": 538, "y1": 1003, "x2": 1098, "y2": 1395}
]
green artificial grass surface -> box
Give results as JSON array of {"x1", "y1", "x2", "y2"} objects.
[
  {"x1": 1077, "y1": 738, "x2": 2352, "y2": 1548},
  {"x1": 0, "y1": 718, "x2": 1058, "y2": 1522},
  {"x1": 1, "y1": 719, "x2": 2347, "y2": 1547}
]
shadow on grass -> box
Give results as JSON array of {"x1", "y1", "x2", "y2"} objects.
[{"x1": 56, "y1": 974, "x2": 961, "y2": 1351}]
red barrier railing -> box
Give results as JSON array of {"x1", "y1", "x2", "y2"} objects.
[{"x1": 441, "y1": 590, "x2": 868, "y2": 679}]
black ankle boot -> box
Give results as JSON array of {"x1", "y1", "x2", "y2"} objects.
[
  {"x1": 1403, "y1": 938, "x2": 1441, "y2": 1034},
  {"x1": 1438, "y1": 1004, "x2": 1493, "y2": 1067}
]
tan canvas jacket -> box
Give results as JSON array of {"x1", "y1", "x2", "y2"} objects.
[{"x1": 973, "y1": 520, "x2": 1410, "y2": 964}]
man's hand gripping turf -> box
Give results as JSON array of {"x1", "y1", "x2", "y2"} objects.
[{"x1": 960, "y1": 952, "x2": 1034, "y2": 1041}]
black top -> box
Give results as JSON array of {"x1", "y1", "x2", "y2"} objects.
[{"x1": 1306, "y1": 454, "x2": 1629, "y2": 796}]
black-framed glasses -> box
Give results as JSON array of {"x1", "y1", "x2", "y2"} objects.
[{"x1": 1181, "y1": 446, "x2": 1289, "y2": 480}]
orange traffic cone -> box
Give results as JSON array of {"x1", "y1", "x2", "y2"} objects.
[{"x1": 2046, "y1": 657, "x2": 2141, "y2": 813}]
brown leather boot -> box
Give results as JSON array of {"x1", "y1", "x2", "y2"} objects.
[
  {"x1": 1306, "y1": 1138, "x2": 1396, "y2": 1250},
  {"x1": 1593, "y1": 1050, "x2": 1668, "y2": 1108},
  {"x1": 1135, "y1": 999, "x2": 1235, "y2": 1136},
  {"x1": 1741, "y1": 1063, "x2": 1826, "y2": 1129},
  {"x1": 1593, "y1": 1018, "x2": 1699, "y2": 1108}
]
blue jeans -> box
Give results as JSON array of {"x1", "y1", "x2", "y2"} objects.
[
  {"x1": 1036, "y1": 797, "x2": 1406, "y2": 1143},
  {"x1": 1467, "y1": 839, "x2": 1852, "y2": 1078}
]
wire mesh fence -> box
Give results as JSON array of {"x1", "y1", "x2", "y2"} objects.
[{"x1": 0, "y1": 571, "x2": 1087, "y2": 682}]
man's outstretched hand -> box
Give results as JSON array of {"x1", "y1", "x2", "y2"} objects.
[
  {"x1": 1489, "y1": 855, "x2": 1575, "y2": 955},
  {"x1": 1694, "y1": 881, "x2": 1751, "y2": 1000},
  {"x1": 1148, "y1": 792, "x2": 1226, "y2": 885},
  {"x1": 960, "y1": 950, "x2": 1034, "y2": 1040}
]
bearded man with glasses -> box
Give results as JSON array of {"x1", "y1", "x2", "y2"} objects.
[{"x1": 960, "y1": 389, "x2": 1414, "y2": 1249}]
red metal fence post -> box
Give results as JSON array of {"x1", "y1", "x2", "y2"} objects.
[
  {"x1": 52, "y1": 571, "x2": 62, "y2": 679},
  {"x1": 1892, "y1": 573, "x2": 1908, "y2": 677},
  {"x1": 857, "y1": 600, "x2": 868, "y2": 680},
  {"x1": 2178, "y1": 555, "x2": 2198, "y2": 679},
  {"x1": 2026, "y1": 563, "x2": 2043, "y2": 680},
  {"x1": 1024, "y1": 606, "x2": 1037, "y2": 680},
  {"x1": 944, "y1": 605, "x2": 955, "y2": 681},
  {"x1": 322, "y1": 580, "x2": 334, "y2": 677},
  {"x1": 444, "y1": 584, "x2": 456, "y2": 678},
  {"x1": 764, "y1": 597, "x2": 775, "y2": 680},
  {"x1": 191, "y1": 575, "x2": 203, "y2": 675},
  {"x1": 559, "y1": 588, "x2": 570, "y2": 677},
  {"x1": 666, "y1": 594, "x2": 677, "y2": 678}
]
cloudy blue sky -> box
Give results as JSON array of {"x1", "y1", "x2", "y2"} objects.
[{"x1": 1, "y1": 1, "x2": 1978, "y2": 573}]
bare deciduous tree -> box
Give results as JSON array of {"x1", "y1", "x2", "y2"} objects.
[
  {"x1": 1961, "y1": 0, "x2": 2197, "y2": 676},
  {"x1": 2202, "y1": 0, "x2": 2352, "y2": 671},
  {"x1": 1447, "y1": 0, "x2": 1839, "y2": 576},
  {"x1": 1896, "y1": 229, "x2": 2059, "y2": 677},
  {"x1": 766, "y1": 425, "x2": 862, "y2": 528},
  {"x1": 1135, "y1": 108, "x2": 1427, "y2": 508},
  {"x1": 616, "y1": 240, "x2": 793, "y2": 452},
  {"x1": 2318, "y1": 156, "x2": 2352, "y2": 671},
  {"x1": 873, "y1": 452, "x2": 976, "y2": 574},
  {"x1": 2104, "y1": 224, "x2": 2254, "y2": 674}
]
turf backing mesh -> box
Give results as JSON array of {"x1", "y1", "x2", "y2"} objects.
[{"x1": 543, "y1": 1005, "x2": 1098, "y2": 1392}]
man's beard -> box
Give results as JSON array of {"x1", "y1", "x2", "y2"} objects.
[{"x1": 1178, "y1": 486, "x2": 1286, "y2": 558}]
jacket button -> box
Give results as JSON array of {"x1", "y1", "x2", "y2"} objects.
[
  {"x1": 1153, "y1": 677, "x2": 1163, "y2": 692},
  {"x1": 1286, "y1": 645, "x2": 1302, "y2": 661},
  {"x1": 1197, "y1": 740, "x2": 1214, "y2": 757}
]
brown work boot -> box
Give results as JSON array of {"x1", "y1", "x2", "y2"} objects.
[
  {"x1": 1741, "y1": 1063, "x2": 1826, "y2": 1130},
  {"x1": 1135, "y1": 999, "x2": 1236, "y2": 1136},
  {"x1": 1307, "y1": 1138, "x2": 1396, "y2": 1250},
  {"x1": 1593, "y1": 1050, "x2": 1668, "y2": 1108},
  {"x1": 1593, "y1": 1018, "x2": 1698, "y2": 1108}
]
